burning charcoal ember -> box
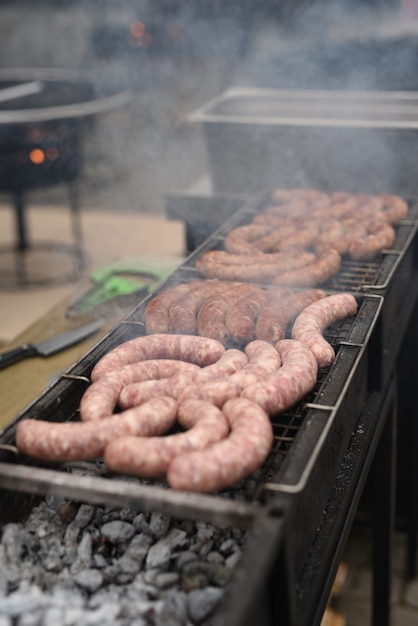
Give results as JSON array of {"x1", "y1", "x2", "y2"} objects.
[{"x1": 187, "y1": 586, "x2": 224, "y2": 624}]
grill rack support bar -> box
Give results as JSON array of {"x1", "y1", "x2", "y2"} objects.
[{"x1": 0, "y1": 461, "x2": 257, "y2": 528}]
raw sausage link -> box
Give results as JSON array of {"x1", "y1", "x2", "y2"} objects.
[
  {"x1": 195, "y1": 248, "x2": 316, "y2": 282},
  {"x1": 104, "y1": 400, "x2": 230, "y2": 479},
  {"x1": 119, "y1": 348, "x2": 248, "y2": 409},
  {"x1": 224, "y1": 223, "x2": 272, "y2": 255},
  {"x1": 15, "y1": 397, "x2": 178, "y2": 463},
  {"x1": 224, "y1": 285, "x2": 266, "y2": 345},
  {"x1": 167, "y1": 397, "x2": 274, "y2": 493},
  {"x1": 177, "y1": 378, "x2": 244, "y2": 407},
  {"x1": 177, "y1": 341, "x2": 281, "y2": 406},
  {"x1": 197, "y1": 282, "x2": 263, "y2": 344},
  {"x1": 377, "y1": 194, "x2": 409, "y2": 224},
  {"x1": 168, "y1": 280, "x2": 226, "y2": 335},
  {"x1": 242, "y1": 339, "x2": 318, "y2": 414},
  {"x1": 91, "y1": 334, "x2": 226, "y2": 382},
  {"x1": 142, "y1": 282, "x2": 198, "y2": 334},
  {"x1": 80, "y1": 360, "x2": 200, "y2": 422},
  {"x1": 242, "y1": 339, "x2": 282, "y2": 376},
  {"x1": 347, "y1": 217, "x2": 396, "y2": 260},
  {"x1": 272, "y1": 245, "x2": 341, "y2": 287},
  {"x1": 291, "y1": 293, "x2": 358, "y2": 367},
  {"x1": 255, "y1": 289, "x2": 326, "y2": 344}
]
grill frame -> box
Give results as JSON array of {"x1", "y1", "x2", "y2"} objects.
[{"x1": 0, "y1": 192, "x2": 417, "y2": 625}]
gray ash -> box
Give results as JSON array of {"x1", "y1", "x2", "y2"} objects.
[{"x1": 0, "y1": 496, "x2": 245, "y2": 625}]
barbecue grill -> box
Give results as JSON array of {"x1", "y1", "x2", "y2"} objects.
[
  {"x1": 0, "y1": 67, "x2": 132, "y2": 288},
  {"x1": 0, "y1": 191, "x2": 416, "y2": 626}
]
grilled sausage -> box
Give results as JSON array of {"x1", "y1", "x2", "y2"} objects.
[
  {"x1": 224, "y1": 285, "x2": 266, "y2": 345},
  {"x1": 195, "y1": 248, "x2": 316, "y2": 282},
  {"x1": 167, "y1": 397, "x2": 273, "y2": 492},
  {"x1": 104, "y1": 400, "x2": 230, "y2": 478},
  {"x1": 177, "y1": 340, "x2": 282, "y2": 406},
  {"x1": 291, "y1": 292, "x2": 358, "y2": 367},
  {"x1": 255, "y1": 289, "x2": 326, "y2": 344},
  {"x1": 80, "y1": 359, "x2": 200, "y2": 422},
  {"x1": 272, "y1": 245, "x2": 341, "y2": 287},
  {"x1": 224, "y1": 223, "x2": 272, "y2": 255},
  {"x1": 242, "y1": 339, "x2": 318, "y2": 414},
  {"x1": 91, "y1": 334, "x2": 226, "y2": 382},
  {"x1": 197, "y1": 282, "x2": 264, "y2": 344},
  {"x1": 377, "y1": 194, "x2": 408, "y2": 224},
  {"x1": 15, "y1": 396, "x2": 178, "y2": 462},
  {"x1": 142, "y1": 282, "x2": 198, "y2": 334},
  {"x1": 168, "y1": 280, "x2": 227, "y2": 335},
  {"x1": 347, "y1": 217, "x2": 396, "y2": 260},
  {"x1": 119, "y1": 348, "x2": 248, "y2": 409},
  {"x1": 167, "y1": 398, "x2": 273, "y2": 493}
]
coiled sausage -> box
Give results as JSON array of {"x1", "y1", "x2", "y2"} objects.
[
  {"x1": 167, "y1": 397, "x2": 274, "y2": 493},
  {"x1": 104, "y1": 400, "x2": 230, "y2": 478},
  {"x1": 80, "y1": 360, "x2": 200, "y2": 422}
]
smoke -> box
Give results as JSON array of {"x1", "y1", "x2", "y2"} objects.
[{"x1": 0, "y1": 1, "x2": 414, "y2": 216}]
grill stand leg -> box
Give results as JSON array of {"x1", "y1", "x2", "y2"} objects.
[
  {"x1": 371, "y1": 380, "x2": 396, "y2": 626},
  {"x1": 13, "y1": 190, "x2": 30, "y2": 286},
  {"x1": 14, "y1": 190, "x2": 28, "y2": 252},
  {"x1": 68, "y1": 180, "x2": 87, "y2": 274}
]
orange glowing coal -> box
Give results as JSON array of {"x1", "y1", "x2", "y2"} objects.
[
  {"x1": 130, "y1": 20, "x2": 146, "y2": 39},
  {"x1": 29, "y1": 148, "x2": 46, "y2": 165}
]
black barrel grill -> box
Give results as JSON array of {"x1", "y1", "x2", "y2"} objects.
[
  {"x1": 0, "y1": 68, "x2": 132, "y2": 288},
  {"x1": 0, "y1": 193, "x2": 417, "y2": 626}
]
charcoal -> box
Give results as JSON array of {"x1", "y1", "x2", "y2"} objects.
[
  {"x1": 0, "y1": 585, "x2": 45, "y2": 616},
  {"x1": 225, "y1": 551, "x2": 241, "y2": 569},
  {"x1": 0, "y1": 491, "x2": 245, "y2": 625},
  {"x1": 206, "y1": 552, "x2": 224, "y2": 565},
  {"x1": 100, "y1": 521, "x2": 135, "y2": 545},
  {"x1": 154, "y1": 571, "x2": 180, "y2": 589},
  {"x1": 175, "y1": 551, "x2": 199, "y2": 569},
  {"x1": 124, "y1": 533, "x2": 153, "y2": 566},
  {"x1": 74, "y1": 569, "x2": 104, "y2": 593},
  {"x1": 74, "y1": 504, "x2": 95, "y2": 528},
  {"x1": 149, "y1": 513, "x2": 171, "y2": 538},
  {"x1": 187, "y1": 587, "x2": 224, "y2": 624}
]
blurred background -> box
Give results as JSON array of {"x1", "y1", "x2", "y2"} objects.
[{"x1": 0, "y1": 0, "x2": 415, "y2": 214}]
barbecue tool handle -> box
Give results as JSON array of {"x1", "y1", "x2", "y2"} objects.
[{"x1": 0, "y1": 344, "x2": 38, "y2": 369}]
